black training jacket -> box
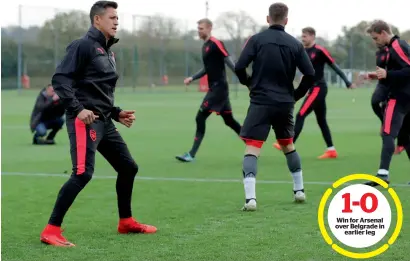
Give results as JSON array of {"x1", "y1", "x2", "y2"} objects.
[
  {"x1": 52, "y1": 26, "x2": 122, "y2": 121},
  {"x1": 384, "y1": 35, "x2": 410, "y2": 101},
  {"x1": 29, "y1": 88, "x2": 65, "y2": 132},
  {"x1": 235, "y1": 25, "x2": 315, "y2": 105}
]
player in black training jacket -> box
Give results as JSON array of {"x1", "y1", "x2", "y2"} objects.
[
  {"x1": 273, "y1": 27, "x2": 355, "y2": 159},
  {"x1": 30, "y1": 84, "x2": 65, "y2": 145},
  {"x1": 40, "y1": 1, "x2": 156, "y2": 247},
  {"x1": 364, "y1": 20, "x2": 410, "y2": 186},
  {"x1": 234, "y1": 3, "x2": 315, "y2": 211},
  {"x1": 367, "y1": 46, "x2": 408, "y2": 154},
  {"x1": 176, "y1": 18, "x2": 242, "y2": 162}
]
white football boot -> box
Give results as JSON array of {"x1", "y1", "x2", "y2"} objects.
[
  {"x1": 294, "y1": 190, "x2": 306, "y2": 203},
  {"x1": 242, "y1": 199, "x2": 257, "y2": 211}
]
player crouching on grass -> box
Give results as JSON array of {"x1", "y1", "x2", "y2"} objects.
[{"x1": 30, "y1": 84, "x2": 65, "y2": 145}]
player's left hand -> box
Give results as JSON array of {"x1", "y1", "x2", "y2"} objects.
[
  {"x1": 118, "y1": 110, "x2": 136, "y2": 128},
  {"x1": 375, "y1": 66, "x2": 387, "y2": 79}
]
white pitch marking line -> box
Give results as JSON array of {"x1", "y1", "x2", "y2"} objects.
[{"x1": 1, "y1": 172, "x2": 409, "y2": 188}]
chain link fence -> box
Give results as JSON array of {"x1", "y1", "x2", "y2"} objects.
[
  {"x1": 3, "y1": 5, "x2": 405, "y2": 91},
  {"x1": 2, "y1": 6, "x2": 208, "y2": 91}
]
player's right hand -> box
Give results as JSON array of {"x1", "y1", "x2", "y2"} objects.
[
  {"x1": 77, "y1": 109, "x2": 99, "y2": 125},
  {"x1": 184, "y1": 77, "x2": 193, "y2": 85}
]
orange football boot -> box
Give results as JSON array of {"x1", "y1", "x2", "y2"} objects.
[
  {"x1": 40, "y1": 224, "x2": 75, "y2": 247},
  {"x1": 118, "y1": 217, "x2": 157, "y2": 234},
  {"x1": 272, "y1": 142, "x2": 282, "y2": 151},
  {"x1": 318, "y1": 149, "x2": 338, "y2": 159}
]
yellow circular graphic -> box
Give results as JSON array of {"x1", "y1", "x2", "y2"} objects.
[{"x1": 318, "y1": 174, "x2": 403, "y2": 259}]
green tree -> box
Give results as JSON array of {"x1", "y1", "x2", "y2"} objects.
[
  {"x1": 37, "y1": 10, "x2": 90, "y2": 61},
  {"x1": 4, "y1": 10, "x2": 409, "y2": 89},
  {"x1": 215, "y1": 11, "x2": 259, "y2": 57},
  {"x1": 1, "y1": 37, "x2": 18, "y2": 89},
  {"x1": 335, "y1": 21, "x2": 400, "y2": 70}
]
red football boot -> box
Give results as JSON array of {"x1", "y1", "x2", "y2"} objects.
[
  {"x1": 118, "y1": 217, "x2": 157, "y2": 234},
  {"x1": 318, "y1": 149, "x2": 338, "y2": 159},
  {"x1": 40, "y1": 224, "x2": 75, "y2": 247}
]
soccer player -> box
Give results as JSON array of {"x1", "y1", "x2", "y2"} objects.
[
  {"x1": 272, "y1": 27, "x2": 355, "y2": 159},
  {"x1": 30, "y1": 84, "x2": 65, "y2": 145},
  {"x1": 176, "y1": 18, "x2": 242, "y2": 162},
  {"x1": 40, "y1": 1, "x2": 157, "y2": 247},
  {"x1": 364, "y1": 20, "x2": 410, "y2": 186},
  {"x1": 235, "y1": 2, "x2": 316, "y2": 210},
  {"x1": 367, "y1": 47, "x2": 407, "y2": 155}
]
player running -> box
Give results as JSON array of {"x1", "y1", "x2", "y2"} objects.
[
  {"x1": 364, "y1": 20, "x2": 410, "y2": 186},
  {"x1": 176, "y1": 18, "x2": 242, "y2": 162},
  {"x1": 273, "y1": 27, "x2": 355, "y2": 159},
  {"x1": 40, "y1": 1, "x2": 157, "y2": 247},
  {"x1": 235, "y1": 3, "x2": 316, "y2": 211}
]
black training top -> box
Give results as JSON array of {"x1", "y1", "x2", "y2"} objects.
[
  {"x1": 384, "y1": 35, "x2": 410, "y2": 100},
  {"x1": 235, "y1": 25, "x2": 315, "y2": 105},
  {"x1": 52, "y1": 26, "x2": 122, "y2": 121},
  {"x1": 304, "y1": 44, "x2": 351, "y2": 88},
  {"x1": 191, "y1": 37, "x2": 236, "y2": 97}
]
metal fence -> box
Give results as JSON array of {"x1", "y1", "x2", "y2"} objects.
[
  {"x1": 2, "y1": 5, "x2": 399, "y2": 92},
  {"x1": 3, "y1": 5, "x2": 261, "y2": 92}
]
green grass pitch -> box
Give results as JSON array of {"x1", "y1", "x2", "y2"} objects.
[{"x1": 1, "y1": 86, "x2": 409, "y2": 261}]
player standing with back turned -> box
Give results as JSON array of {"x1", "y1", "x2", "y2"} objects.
[
  {"x1": 364, "y1": 20, "x2": 410, "y2": 186},
  {"x1": 40, "y1": 1, "x2": 157, "y2": 247},
  {"x1": 235, "y1": 2, "x2": 316, "y2": 211},
  {"x1": 273, "y1": 27, "x2": 355, "y2": 159},
  {"x1": 176, "y1": 18, "x2": 243, "y2": 162}
]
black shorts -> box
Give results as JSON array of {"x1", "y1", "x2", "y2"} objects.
[
  {"x1": 298, "y1": 85, "x2": 327, "y2": 117},
  {"x1": 383, "y1": 98, "x2": 410, "y2": 138},
  {"x1": 240, "y1": 103, "x2": 294, "y2": 148},
  {"x1": 66, "y1": 117, "x2": 136, "y2": 176},
  {"x1": 200, "y1": 83, "x2": 231, "y2": 114}
]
